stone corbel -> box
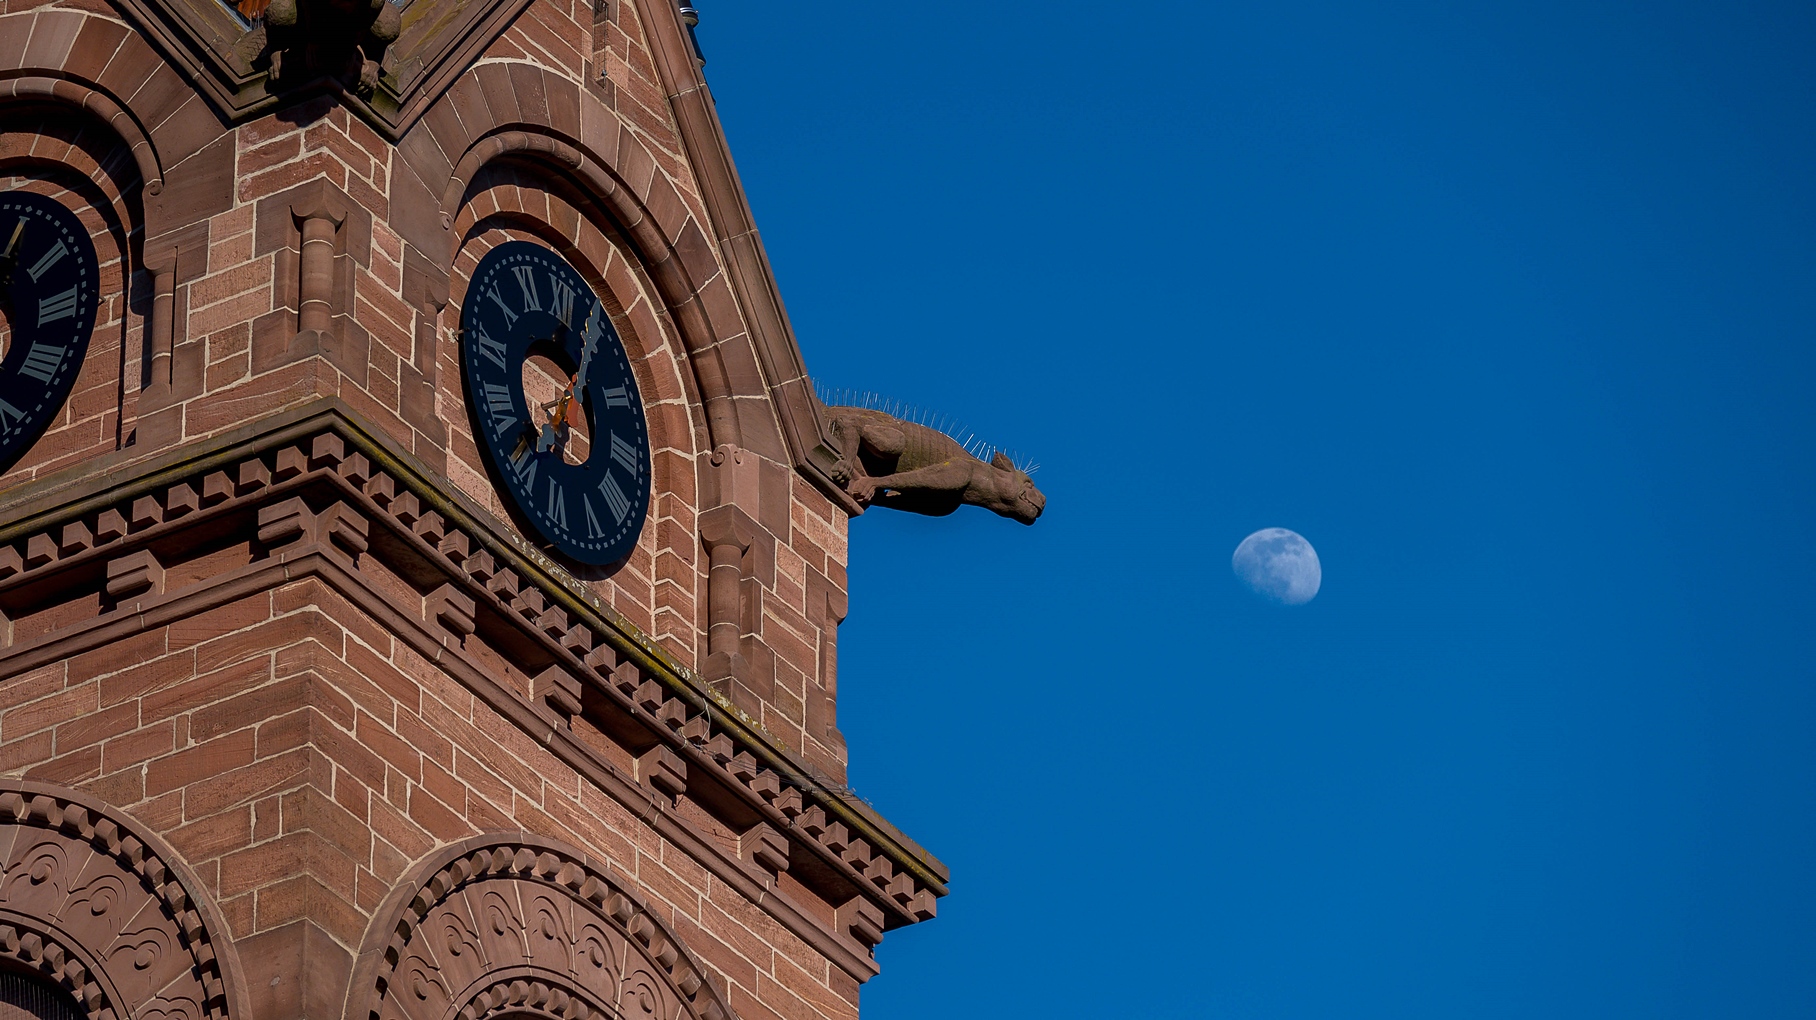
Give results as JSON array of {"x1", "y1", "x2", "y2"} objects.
[
  {"x1": 698, "y1": 499, "x2": 754, "y2": 686},
  {"x1": 835, "y1": 896, "x2": 884, "y2": 951},
  {"x1": 638, "y1": 745, "x2": 688, "y2": 804},
  {"x1": 136, "y1": 222, "x2": 210, "y2": 445},
  {"x1": 806, "y1": 571, "x2": 849, "y2": 776},
  {"x1": 740, "y1": 822, "x2": 790, "y2": 876},
  {"x1": 399, "y1": 245, "x2": 450, "y2": 465},
  {"x1": 255, "y1": 180, "x2": 371, "y2": 383},
  {"x1": 254, "y1": 497, "x2": 371, "y2": 567},
  {"x1": 532, "y1": 664, "x2": 582, "y2": 721},
  {"x1": 425, "y1": 582, "x2": 476, "y2": 645},
  {"x1": 700, "y1": 443, "x2": 767, "y2": 688},
  {"x1": 105, "y1": 549, "x2": 164, "y2": 599},
  {"x1": 296, "y1": 199, "x2": 346, "y2": 337}
]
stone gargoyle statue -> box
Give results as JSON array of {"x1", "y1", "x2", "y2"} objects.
[
  {"x1": 822, "y1": 403, "x2": 1046, "y2": 525},
  {"x1": 241, "y1": 0, "x2": 402, "y2": 97}
]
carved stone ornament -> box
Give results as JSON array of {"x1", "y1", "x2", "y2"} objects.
[
  {"x1": 823, "y1": 405, "x2": 1046, "y2": 525},
  {"x1": 87, "y1": 0, "x2": 544, "y2": 138},
  {"x1": 0, "y1": 783, "x2": 243, "y2": 1020},
  {"x1": 350, "y1": 836, "x2": 733, "y2": 1020},
  {"x1": 254, "y1": 0, "x2": 402, "y2": 99}
]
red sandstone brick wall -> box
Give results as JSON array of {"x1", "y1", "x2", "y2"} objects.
[
  {"x1": 0, "y1": 0, "x2": 894, "y2": 1012},
  {"x1": 0, "y1": 574, "x2": 859, "y2": 1019},
  {"x1": 0, "y1": 0, "x2": 852, "y2": 779}
]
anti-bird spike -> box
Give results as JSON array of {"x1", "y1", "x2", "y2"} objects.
[{"x1": 816, "y1": 383, "x2": 1042, "y2": 504}]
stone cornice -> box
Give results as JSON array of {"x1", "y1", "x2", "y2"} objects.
[{"x1": 0, "y1": 398, "x2": 945, "y2": 977}]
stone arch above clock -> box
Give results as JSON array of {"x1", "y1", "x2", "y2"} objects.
[
  {"x1": 411, "y1": 76, "x2": 799, "y2": 475},
  {"x1": 391, "y1": 51, "x2": 855, "y2": 515},
  {"x1": 0, "y1": 96, "x2": 148, "y2": 488},
  {"x1": 447, "y1": 162, "x2": 708, "y2": 467},
  {"x1": 0, "y1": 11, "x2": 238, "y2": 233},
  {"x1": 446, "y1": 164, "x2": 708, "y2": 653}
]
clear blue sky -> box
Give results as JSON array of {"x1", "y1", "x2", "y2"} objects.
[{"x1": 703, "y1": 4, "x2": 1816, "y2": 1017}]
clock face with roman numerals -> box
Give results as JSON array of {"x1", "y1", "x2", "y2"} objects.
[
  {"x1": 0, "y1": 191, "x2": 98, "y2": 475},
  {"x1": 459, "y1": 241, "x2": 650, "y2": 566}
]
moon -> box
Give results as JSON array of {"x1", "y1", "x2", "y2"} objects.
[{"x1": 1233, "y1": 528, "x2": 1322, "y2": 605}]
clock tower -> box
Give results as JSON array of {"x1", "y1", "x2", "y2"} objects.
[{"x1": 0, "y1": 3, "x2": 944, "y2": 1020}]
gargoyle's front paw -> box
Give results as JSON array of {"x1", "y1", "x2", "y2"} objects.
[
  {"x1": 847, "y1": 476, "x2": 878, "y2": 503},
  {"x1": 830, "y1": 459, "x2": 856, "y2": 485}
]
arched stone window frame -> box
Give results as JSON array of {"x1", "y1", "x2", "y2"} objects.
[
  {"x1": 0, "y1": 781, "x2": 249, "y2": 1020},
  {"x1": 346, "y1": 834, "x2": 734, "y2": 1020}
]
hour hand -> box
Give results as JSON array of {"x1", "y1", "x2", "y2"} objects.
[
  {"x1": 535, "y1": 383, "x2": 578, "y2": 454},
  {"x1": 0, "y1": 219, "x2": 23, "y2": 286}
]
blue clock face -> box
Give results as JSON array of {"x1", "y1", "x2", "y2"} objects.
[
  {"x1": 459, "y1": 242, "x2": 650, "y2": 566},
  {"x1": 0, "y1": 191, "x2": 98, "y2": 475}
]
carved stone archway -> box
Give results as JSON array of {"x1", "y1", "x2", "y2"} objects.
[
  {"x1": 349, "y1": 836, "x2": 733, "y2": 1020},
  {"x1": 0, "y1": 783, "x2": 246, "y2": 1020}
]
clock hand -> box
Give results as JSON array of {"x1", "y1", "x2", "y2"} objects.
[
  {"x1": 535, "y1": 389, "x2": 573, "y2": 454},
  {"x1": 0, "y1": 219, "x2": 23, "y2": 333},
  {"x1": 513, "y1": 300, "x2": 602, "y2": 459},
  {"x1": 0, "y1": 219, "x2": 24, "y2": 287},
  {"x1": 573, "y1": 299, "x2": 602, "y2": 393},
  {"x1": 537, "y1": 300, "x2": 602, "y2": 455}
]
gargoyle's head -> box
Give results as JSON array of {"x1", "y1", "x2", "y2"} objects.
[{"x1": 986, "y1": 451, "x2": 1046, "y2": 525}]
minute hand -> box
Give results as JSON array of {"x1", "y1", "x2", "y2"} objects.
[{"x1": 573, "y1": 299, "x2": 603, "y2": 393}]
